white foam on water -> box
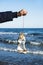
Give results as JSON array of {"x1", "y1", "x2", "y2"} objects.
[
  {"x1": 0, "y1": 32, "x2": 27, "y2": 34},
  {"x1": 0, "y1": 32, "x2": 19, "y2": 34},
  {"x1": 30, "y1": 41, "x2": 42, "y2": 46},
  {"x1": 28, "y1": 50, "x2": 43, "y2": 55},
  {"x1": 0, "y1": 47, "x2": 43, "y2": 55},
  {"x1": 0, "y1": 47, "x2": 16, "y2": 52}
]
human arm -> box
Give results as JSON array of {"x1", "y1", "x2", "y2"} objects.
[{"x1": 0, "y1": 9, "x2": 27, "y2": 23}]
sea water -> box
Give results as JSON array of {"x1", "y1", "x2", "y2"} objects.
[{"x1": 0, "y1": 28, "x2": 43, "y2": 65}]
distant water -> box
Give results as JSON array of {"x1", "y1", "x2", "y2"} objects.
[{"x1": 0, "y1": 28, "x2": 43, "y2": 65}]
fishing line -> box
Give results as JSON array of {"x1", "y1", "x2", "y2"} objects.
[{"x1": 22, "y1": 10, "x2": 24, "y2": 28}]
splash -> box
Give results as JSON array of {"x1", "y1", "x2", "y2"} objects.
[{"x1": 0, "y1": 47, "x2": 43, "y2": 55}]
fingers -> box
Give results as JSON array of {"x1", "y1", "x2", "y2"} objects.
[
  {"x1": 17, "y1": 9, "x2": 27, "y2": 17},
  {"x1": 19, "y1": 9, "x2": 27, "y2": 16}
]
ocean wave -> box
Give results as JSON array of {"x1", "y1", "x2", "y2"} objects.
[
  {"x1": 0, "y1": 38, "x2": 17, "y2": 44},
  {"x1": 27, "y1": 33, "x2": 43, "y2": 36},
  {"x1": 0, "y1": 32, "x2": 19, "y2": 34},
  {"x1": 29, "y1": 41, "x2": 43, "y2": 46},
  {"x1": 0, "y1": 32, "x2": 27, "y2": 35},
  {"x1": 0, "y1": 32, "x2": 43, "y2": 37},
  {"x1": 0, "y1": 47, "x2": 43, "y2": 55},
  {"x1": 0, "y1": 38, "x2": 43, "y2": 46},
  {"x1": 0, "y1": 47, "x2": 16, "y2": 52}
]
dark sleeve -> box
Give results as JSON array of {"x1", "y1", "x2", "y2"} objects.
[{"x1": 0, "y1": 11, "x2": 18, "y2": 23}]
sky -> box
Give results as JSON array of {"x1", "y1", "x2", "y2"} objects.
[{"x1": 0, "y1": 0, "x2": 43, "y2": 28}]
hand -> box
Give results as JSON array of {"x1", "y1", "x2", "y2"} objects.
[{"x1": 17, "y1": 9, "x2": 27, "y2": 17}]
